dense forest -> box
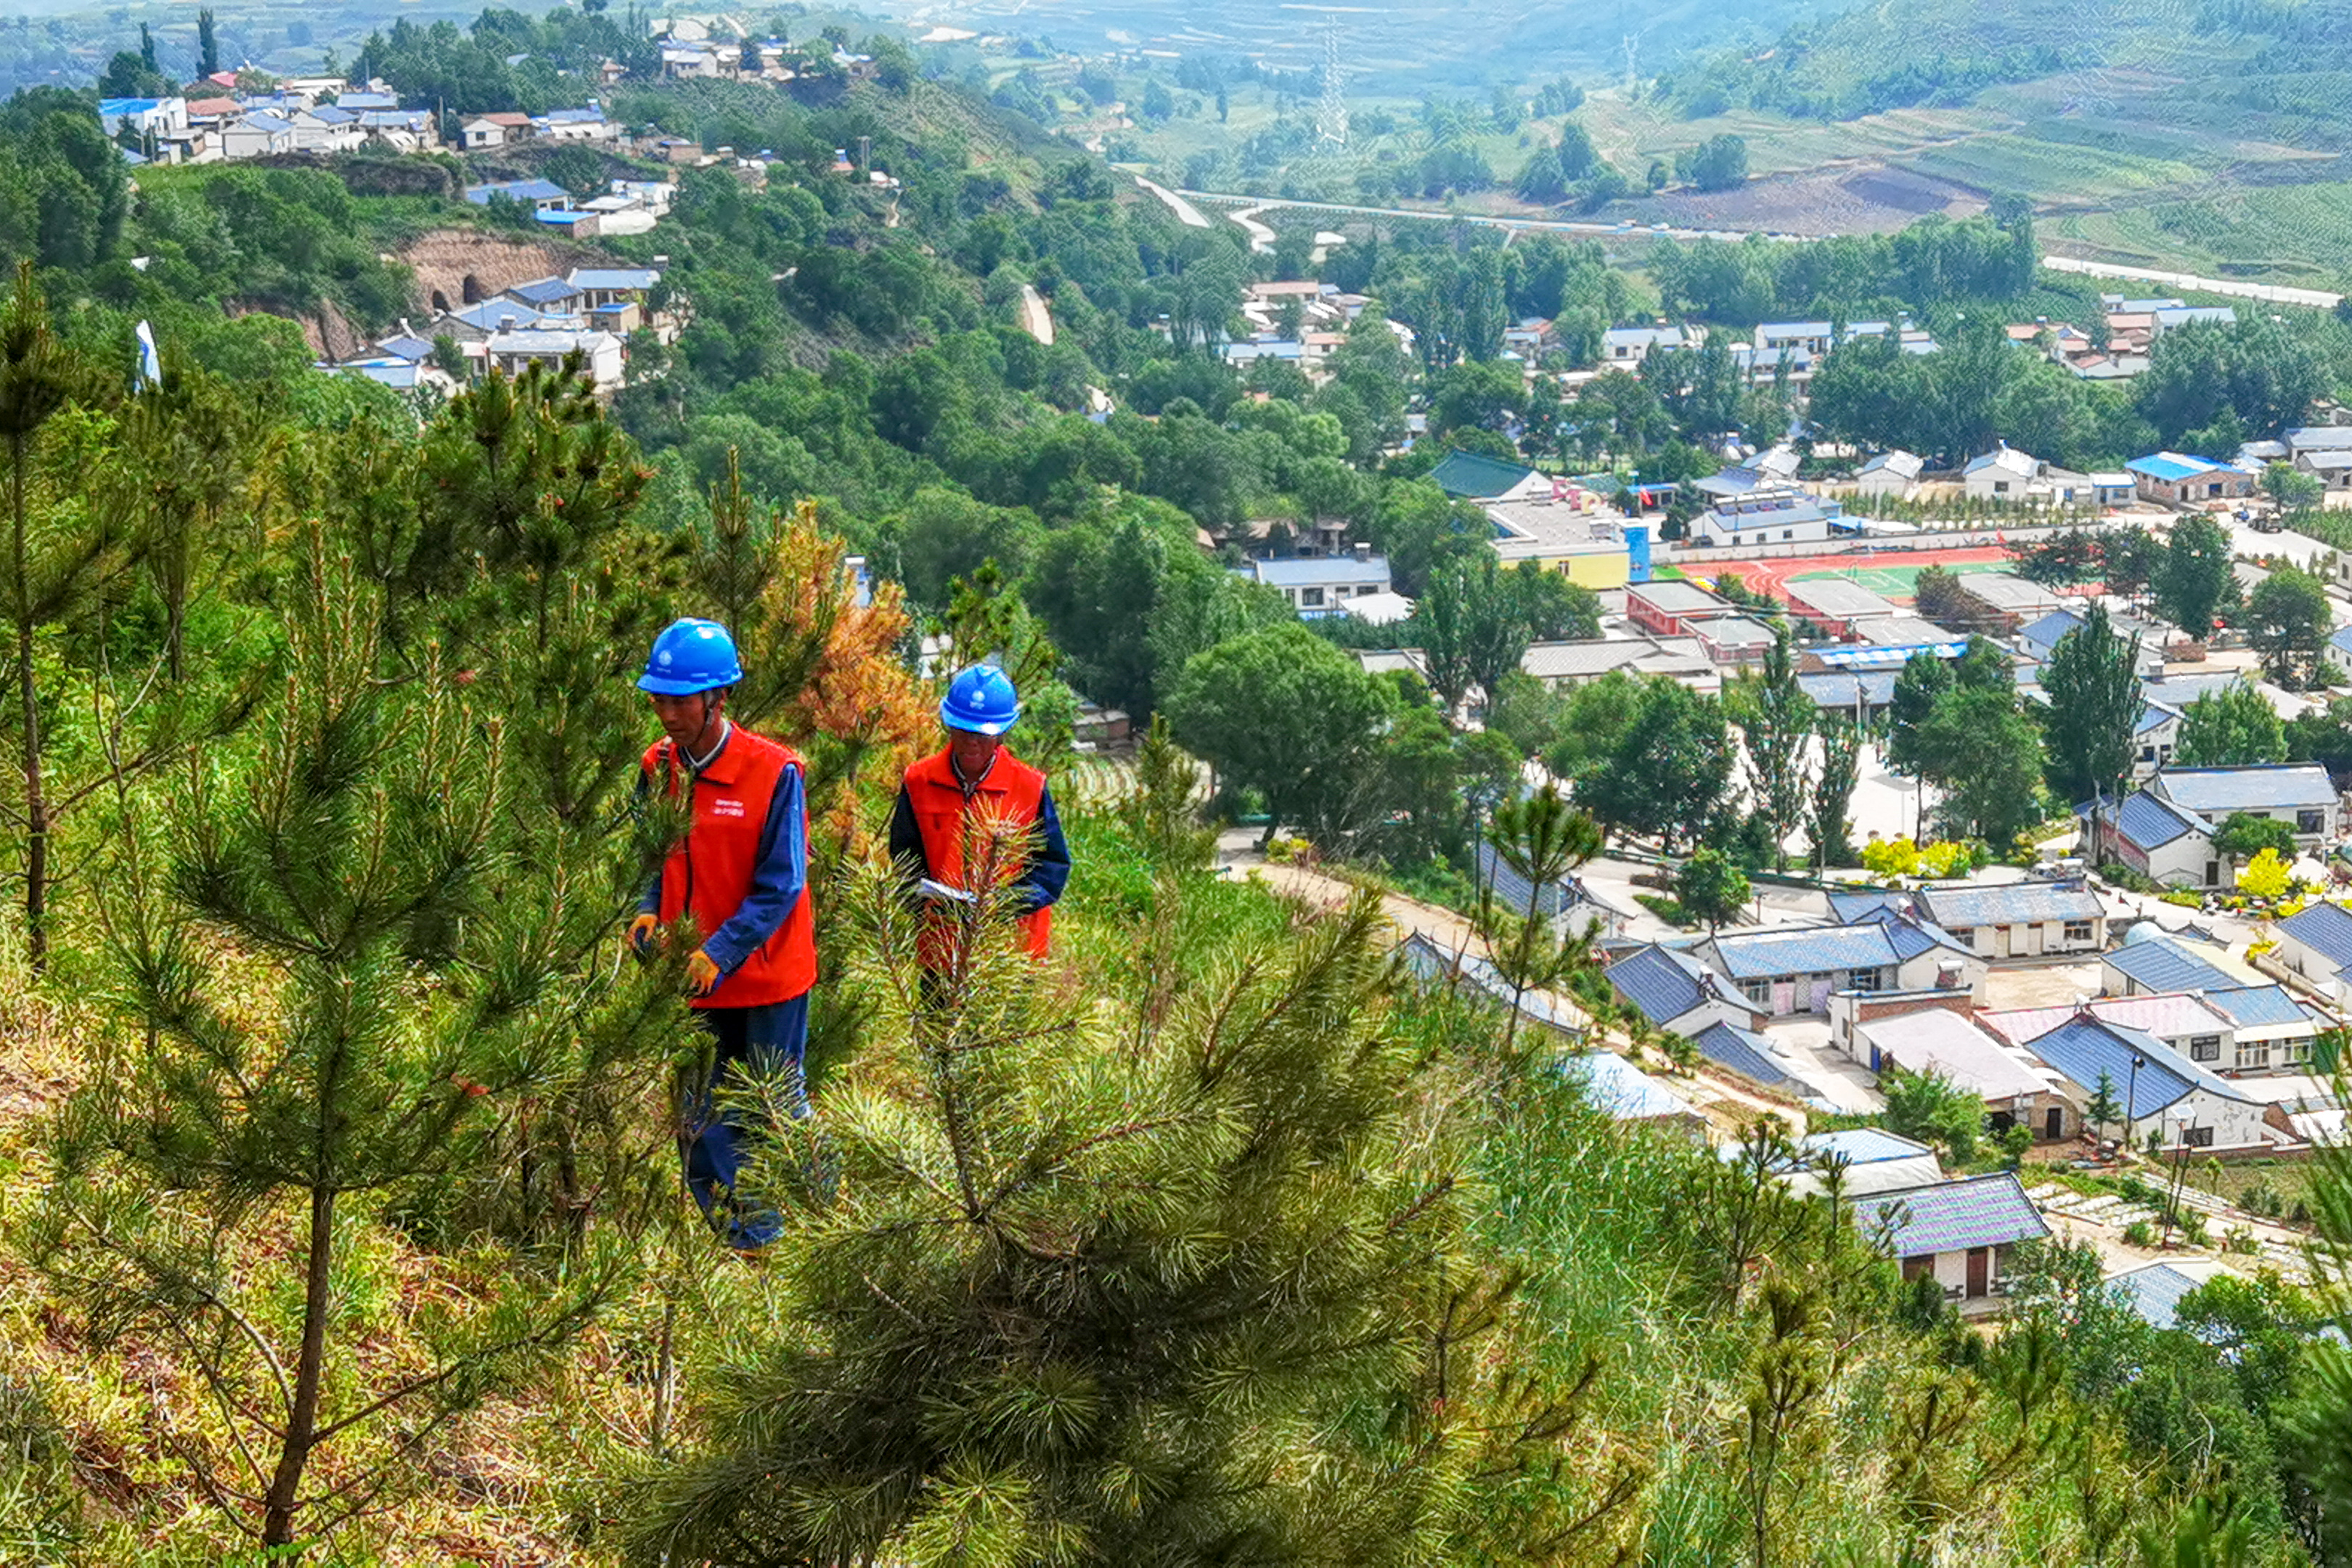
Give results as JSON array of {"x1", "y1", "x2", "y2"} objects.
[{"x1": 0, "y1": 20, "x2": 2348, "y2": 1564}]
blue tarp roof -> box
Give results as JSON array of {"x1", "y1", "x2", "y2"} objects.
[
  {"x1": 1855, "y1": 1173, "x2": 2049, "y2": 1256},
  {"x1": 2128, "y1": 452, "x2": 2226, "y2": 482}
]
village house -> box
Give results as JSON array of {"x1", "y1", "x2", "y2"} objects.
[
  {"x1": 2102, "y1": 931, "x2": 2253, "y2": 997},
  {"x1": 1982, "y1": 992, "x2": 2264, "y2": 1079},
  {"x1": 1686, "y1": 1018, "x2": 1802, "y2": 1092},
  {"x1": 1427, "y1": 450, "x2": 1552, "y2": 504},
  {"x1": 1907, "y1": 880, "x2": 2107, "y2": 960},
  {"x1": 290, "y1": 106, "x2": 365, "y2": 154},
  {"x1": 1482, "y1": 500, "x2": 1638, "y2": 588},
  {"x1": 1845, "y1": 1003, "x2": 2078, "y2": 1142},
  {"x1": 1854, "y1": 1172, "x2": 2050, "y2": 1308},
  {"x1": 1606, "y1": 942, "x2": 1769, "y2": 1040},
  {"x1": 2127, "y1": 452, "x2": 2258, "y2": 505},
  {"x1": 2266, "y1": 899, "x2": 2352, "y2": 1010},
  {"x1": 537, "y1": 105, "x2": 618, "y2": 142},
  {"x1": 1780, "y1": 1128, "x2": 1945, "y2": 1198},
  {"x1": 1599, "y1": 324, "x2": 1692, "y2": 367},
  {"x1": 1472, "y1": 842, "x2": 1630, "y2": 942},
  {"x1": 1692, "y1": 903, "x2": 1982, "y2": 1018},
  {"x1": 1961, "y1": 446, "x2": 2040, "y2": 503},
  {"x1": 1685, "y1": 492, "x2": 1842, "y2": 549},
  {"x1": 1693, "y1": 613, "x2": 1778, "y2": 668},
  {"x1": 1783, "y1": 576, "x2": 1900, "y2": 640},
  {"x1": 1947, "y1": 572, "x2": 2069, "y2": 634},
  {"x1": 1853, "y1": 449, "x2": 1924, "y2": 497},
  {"x1": 1625, "y1": 579, "x2": 1735, "y2": 637},
  {"x1": 462, "y1": 112, "x2": 533, "y2": 149},
  {"x1": 2083, "y1": 787, "x2": 2216, "y2": 887},
  {"x1": 1517, "y1": 637, "x2": 1720, "y2": 695},
  {"x1": 2108, "y1": 1257, "x2": 2245, "y2": 1331},
  {"x1": 2000, "y1": 1010, "x2": 2285, "y2": 1153},
  {"x1": 220, "y1": 110, "x2": 297, "y2": 159},
  {"x1": 483, "y1": 327, "x2": 625, "y2": 391},
  {"x1": 465, "y1": 179, "x2": 572, "y2": 212},
  {"x1": 1398, "y1": 934, "x2": 1592, "y2": 1043},
  {"x1": 2017, "y1": 607, "x2": 2167, "y2": 676},
  {"x1": 2144, "y1": 763, "x2": 2340, "y2": 849},
  {"x1": 1230, "y1": 550, "x2": 1392, "y2": 618},
  {"x1": 1569, "y1": 1052, "x2": 1707, "y2": 1133}
]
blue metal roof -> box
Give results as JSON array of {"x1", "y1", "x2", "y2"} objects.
[
  {"x1": 2104, "y1": 934, "x2": 2234, "y2": 992},
  {"x1": 2110, "y1": 791, "x2": 2205, "y2": 852},
  {"x1": 568, "y1": 267, "x2": 661, "y2": 291},
  {"x1": 2133, "y1": 703, "x2": 2181, "y2": 737},
  {"x1": 446, "y1": 301, "x2": 555, "y2": 331},
  {"x1": 2153, "y1": 763, "x2": 2331, "y2": 814},
  {"x1": 1566, "y1": 1051, "x2": 1696, "y2": 1122},
  {"x1": 1802, "y1": 1127, "x2": 1935, "y2": 1164},
  {"x1": 2278, "y1": 899, "x2": 2352, "y2": 970},
  {"x1": 2332, "y1": 624, "x2": 2352, "y2": 656},
  {"x1": 2016, "y1": 1016, "x2": 2255, "y2": 1116},
  {"x1": 1855, "y1": 1173, "x2": 2049, "y2": 1257},
  {"x1": 1687, "y1": 1021, "x2": 1794, "y2": 1087},
  {"x1": 1810, "y1": 641, "x2": 1967, "y2": 669},
  {"x1": 2128, "y1": 452, "x2": 2224, "y2": 482},
  {"x1": 1608, "y1": 943, "x2": 1710, "y2": 1025},
  {"x1": 505, "y1": 276, "x2": 582, "y2": 304},
  {"x1": 1915, "y1": 882, "x2": 2102, "y2": 928},
  {"x1": 1707, "y1": 923, "x2": 1900, "y2": 980},
  {"x1": 2019, "y1": 608, "x2": 2085, "y2": 652},
  {"x1": 2204, "y1": 984, "x2": 2308, "y2": 1029}
]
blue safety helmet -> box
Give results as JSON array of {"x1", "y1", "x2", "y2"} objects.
[
  {"x1": 941, "y1": 664, "x2": 1020, "y2": 735},
  {"x1": 637, "y1": 618, "x2": 743, "y2": 695}
]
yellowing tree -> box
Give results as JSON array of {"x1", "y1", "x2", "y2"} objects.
[{"x1": 2237, "y1": 847, "x2": 2290, "y2": 899}]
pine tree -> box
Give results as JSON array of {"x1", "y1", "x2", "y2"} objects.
[
  {"x1": 0, "y1": 264, "x2": 117, "y2": 968},
  {"x1": 28, "y1": 536, "x2": 676, "y2": 1547},
  {"x1": 632, "y1": 875, "x2": 1551, "y2": 1565},
  {"x1": 1478, "y1": 780, "x2": 1601, "y2": 1049}
]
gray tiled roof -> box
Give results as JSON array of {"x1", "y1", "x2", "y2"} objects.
[
  {"x1": 2152, "y1": 763, "x2": 2333, "y2": 814},
  {"x1": 2203, "y1": 984, "x2": 2309, "y2": 1029},
  {"x1": 1915, "y1": 881, "x2": 2102, "y2": 928},
  {"x1": 1855, "y1": 1173, "x2": 2049, "y2": 1257},
  {"x1": 2108, "y1": 791, "x2": 2205, "y2": 852},
  {"x1": 2110, "y1": 1259, "x2": 2239, "y2": 1331},
  {"x1": 1608, "y1": 943, "x2": 1712, "y2": 1024},
  {"x1": 2104, "y1": 934, "x2": 2235, "y2": 994},
  {"x1": 2278, "y1": 899, "x2": 2352, "y2": 970},
  {"x1": 1475, "y1": 840, "x2": 1577, "y2": 919},
  {"x1": 1687, "y1": 1021, "x2": 1794, "y2": 1087},
  {"x1": 1785, "y1": 576, "x2": 1898, "y2": 619},
  {"x1": 1706, "y1": 922, "x2": 1900, "y2": 980},
  {"x1": 1630, "y1": 580, "x2": 1731, "y2": 616},
  {"x1": 2016, "y1": 1015, "x2": 2258, "y2": 1115}
]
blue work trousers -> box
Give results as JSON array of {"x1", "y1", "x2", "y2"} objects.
[{"x1": 679, "y1": 994, "x2": 809, "y2": 1250}]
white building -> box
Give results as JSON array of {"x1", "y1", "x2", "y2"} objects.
[
  {"x1": 483, "y1": 327, "x2": 625, "y2": 392},
  {"x1": 1230, "y1": 551, "x2": 1392, "y2": 618}
]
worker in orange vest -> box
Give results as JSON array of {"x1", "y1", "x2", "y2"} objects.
[
  {"x1": 889, "y1": 665, "x2": 1070, "y2": 963},
  {"x1": 627, "y1": 618, "x2": 815, "y2": 1250}
]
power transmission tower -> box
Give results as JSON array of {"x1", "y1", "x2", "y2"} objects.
[{"x1": 1315, "y1": 22, "x2": 1347, "y2": 148}]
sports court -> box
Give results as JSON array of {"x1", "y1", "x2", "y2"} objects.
[{"x1": 1696, "y1": 545, "x2": 2015, "y2": 605}]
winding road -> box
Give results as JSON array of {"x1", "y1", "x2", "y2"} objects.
[{"x1": 1140, "y1": 180, "x2": 2343, "y2": 308}]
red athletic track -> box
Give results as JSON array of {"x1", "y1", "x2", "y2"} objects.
[{"x1": 1692, "y1": 544, "x2": 2017, "y2": 604}]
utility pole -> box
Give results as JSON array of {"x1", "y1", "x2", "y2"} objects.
[{"x1": 1315, "y1": 21, "x2": 1347, "y2": 149}]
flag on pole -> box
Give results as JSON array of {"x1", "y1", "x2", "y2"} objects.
[{"x1": 134, "y1": 319, "x2": 161, "y2": 392}]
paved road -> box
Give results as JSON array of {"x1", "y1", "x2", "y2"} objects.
[
  {"x1": 1134, "y1": 176, "x2": 1212, "y2": 229},
  {"x1": 2042, "y1": 254, "x2": 2342, "y2": 311}
]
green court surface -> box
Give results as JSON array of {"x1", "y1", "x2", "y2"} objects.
[{"x1": 1788, "y1": 565, "x2": 1935, "y2": 598}]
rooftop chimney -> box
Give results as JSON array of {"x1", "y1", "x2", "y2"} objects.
[
  {"x1": 498, "y1": 314, "x2": 517, "y2": 331},
  {"x1": 1353, "y1": 541, "x2": 1372, "y2": 562}
]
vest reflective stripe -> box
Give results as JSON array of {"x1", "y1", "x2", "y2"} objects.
[
  {"x1": 905, "y1": 746, "x2": 1051, "y2": 957},
  {"x1": 642, "y1": 728, "x2": 816, "y2": 1007}
]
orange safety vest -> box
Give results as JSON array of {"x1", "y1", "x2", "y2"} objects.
[
  {"x1": 642, "y1": 727, "x2": 817, "y2": 1008},
  {"x1": 903, "y1": 746, "x2": 1052, "y2": 957}
]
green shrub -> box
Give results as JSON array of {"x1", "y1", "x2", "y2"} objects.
[{"x1": 2125, "y1": 1220, "x2": 2157, "y2": 1246}]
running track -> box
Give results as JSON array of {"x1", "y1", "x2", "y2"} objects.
[{"x1": 1689, "y1": 544, "x2": 2017, "y2": 604}]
